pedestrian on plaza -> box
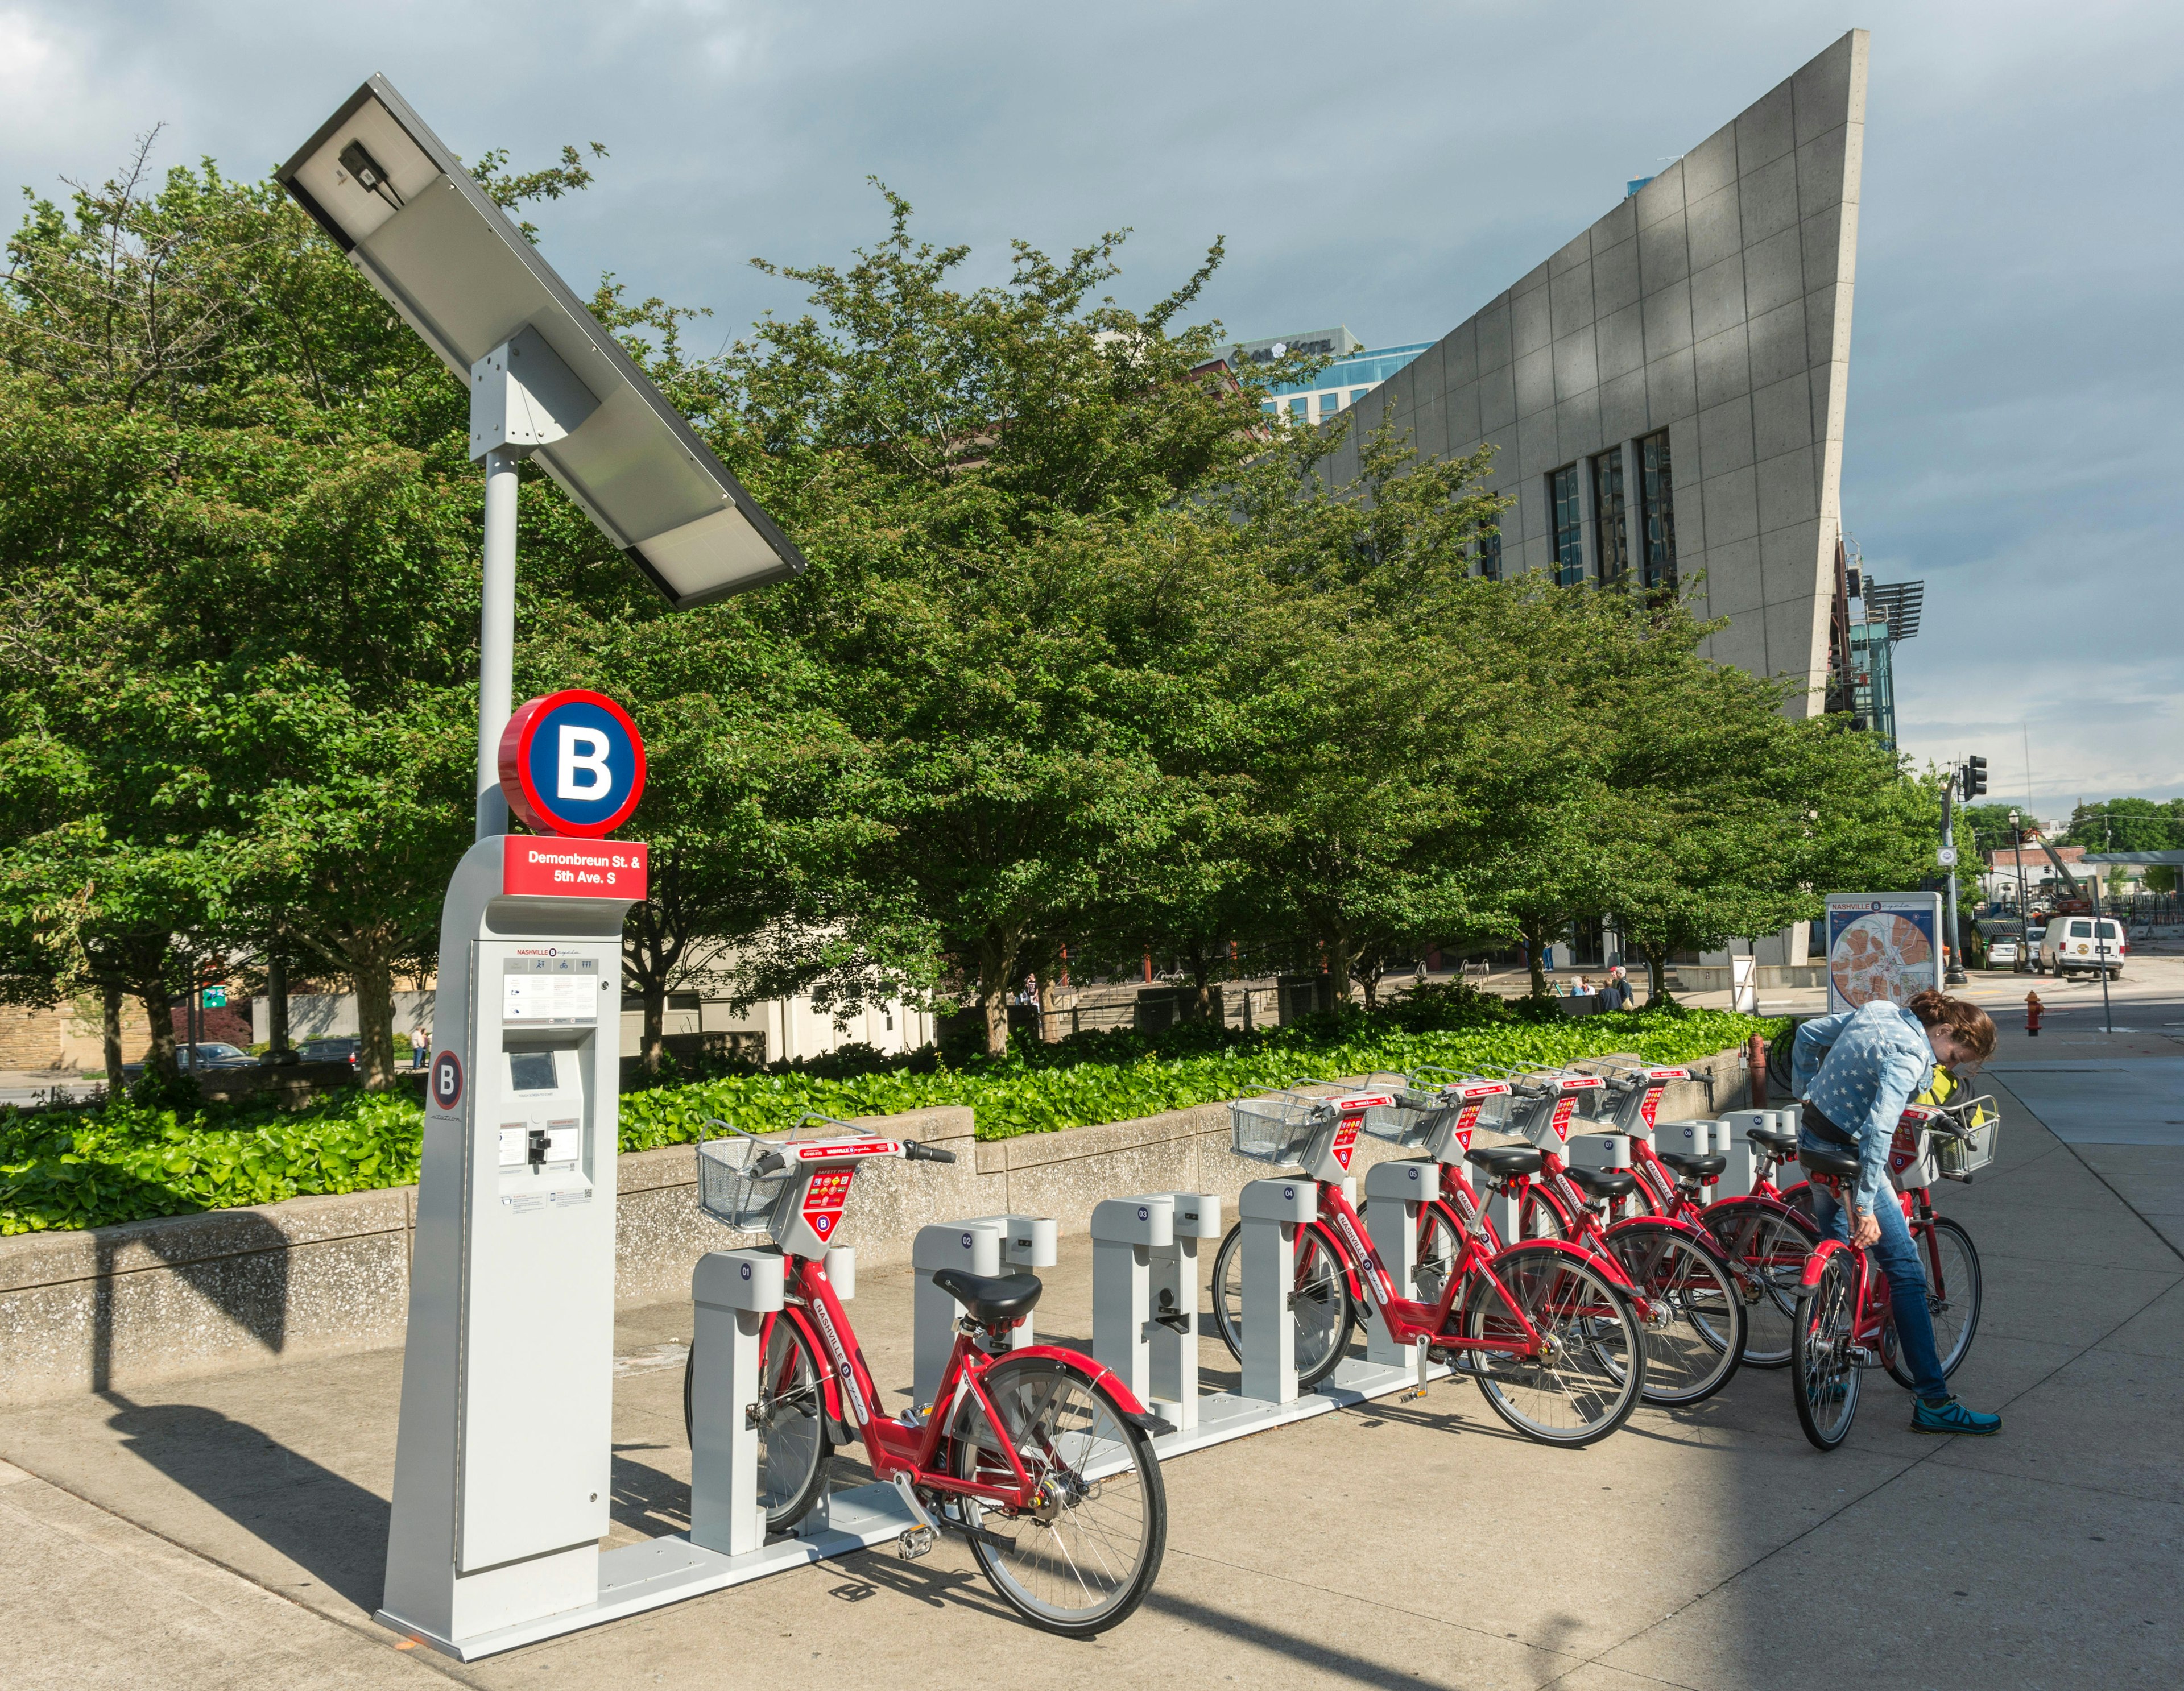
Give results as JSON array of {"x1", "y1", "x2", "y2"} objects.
[
  {"x1": 1791, "y1": 990, "x2": 2003, "y2": 1435},
  {"x1": 1596, "y1": 966, "x2": 1632, "y2": 1013}
]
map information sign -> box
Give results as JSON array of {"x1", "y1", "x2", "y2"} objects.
[{"x1": 1823, "y1": 892, "x2": 1944, "y2": 1014}]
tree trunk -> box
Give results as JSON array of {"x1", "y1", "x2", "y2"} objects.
[
  {"x1": 643, "y1": 979, "x2": 668, "y2": 1075},
  {"x1": 1522, "y1": 915, "x2": 1551, "y2": 1001},
  {"x1": 1641, "y1": 943, "x2": 1669, "y2": 1005},
  {"x1": 979, "y1": 930, "x2": 1020, "y2": 1057},
  {"x1": 1185, "y1": 942, "x2": 1216, "y2": 1022},
  {"x1": 130, "y1": 940, "x2": 177, "y2": 1083},
  {"x1": 1326, "y1": 931, "x2": 1356, "y2": 1009},
  {"x1": 351, "y1": 952, "x2": 397, "y2": 1091},
  {"x1": 266, "y1": 948, "x2": 291, "y2": 1054},
  {"x1": 100, "y1": 982, "x2": 125, "y2": 1083}
]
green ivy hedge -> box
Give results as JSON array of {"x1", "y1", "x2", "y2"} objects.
[{"x1": 0, "y1": 1001, "x2": 1781, "y2": 1236}]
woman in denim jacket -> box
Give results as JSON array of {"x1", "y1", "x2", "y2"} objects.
[{"x1": 1791, "y1": 990, "x2": 2003, "y2": 1435}]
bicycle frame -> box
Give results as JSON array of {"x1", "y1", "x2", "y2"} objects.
[
  {"x1": 702, "y1": 1118, "x2": 1159, "y2": 1518},
  {"x1": 1796, "y1": 1116, "x2": 1962, "y2": 1357},
  {"x1": 770, "y1": 1255, "x2": 1153, "y2": 1511},
  {"x1": 1307, "y1": 1172, "x2": 1628, "y2": 1364}
]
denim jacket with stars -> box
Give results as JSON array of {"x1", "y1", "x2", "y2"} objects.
[{"x1": 1790, "y1": 1000, "x2": 1937, "y2": 1212}]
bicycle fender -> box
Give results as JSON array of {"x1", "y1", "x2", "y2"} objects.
[
  {"x1": 1698, "y1": 1192, "x2": 1821, "y2": 1238},
  {"x1": 1800, "y1": 1238, "x2": 1851, "y2": 1289},
  {"x1": 1304, "y1": 1218, "x2": 1371, "y2": 1304},
  {"x1": 773, "y1": 1305, "x2": 851, "y2": 1435},
  {"x1": 994, "y1": 1344, "x2": 1155, "y2": 1418},
  {"x1": 1499, "y1": 1234, "x2": 1627, "y2": 1283},
  {"x1": 1604, "y1": 1211, "x2": 1732, "y2": 1261}
]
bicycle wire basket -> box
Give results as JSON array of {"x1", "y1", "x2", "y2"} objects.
[
  {"x1": 694, "y1": 1117, "x2": 798, "y2": 1232},
  {"x1": 1347, "y1": 1070, "x2": 1440, "y2": 1146},
  {"x1": 1382, "y1": 1066, "x2": 1489, "y2": 1149},
  {"x1": 1929, "y1": 1096, "x2": 2001, "y2": 1180},
  {"x1": 1227, "y1": 1088, "x2": 1337, "y2": 1168}
]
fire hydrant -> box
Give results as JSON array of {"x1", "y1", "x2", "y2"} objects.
[{"x1": 2025, "y1": 992, "x2": 2044, "y2": 1037}]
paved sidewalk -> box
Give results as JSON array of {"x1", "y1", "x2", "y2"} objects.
[{"x1": 4, "y1": 1052, "x2": 2180, "y2": 1688}]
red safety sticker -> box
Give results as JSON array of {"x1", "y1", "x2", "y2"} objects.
[
  {"x1": 803, "y1": 1166, "x2": 857, "y2": 1240},
  {"x1": 1640, "y1": 1088, "x2": 1664, "y2": 1129},
  {"x1": 1332, "y1": 1118, "x2": 1361, "y2": 1171},
  {"x1": 1550, "y1": 1098, "x2": 1577, "y2": 1142}
]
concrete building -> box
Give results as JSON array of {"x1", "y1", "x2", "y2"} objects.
[{"x1": 1320, "y1": 28, "x2": 1869, "y2": 713}]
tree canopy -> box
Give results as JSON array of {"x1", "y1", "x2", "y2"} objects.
[{"x1": 2, "y1": 146, "x2": 1947, "y2": 1083}]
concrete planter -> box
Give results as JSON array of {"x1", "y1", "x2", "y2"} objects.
[{"x1": 0, "y1": 1046, "x2": 1747, "y2": 1404}]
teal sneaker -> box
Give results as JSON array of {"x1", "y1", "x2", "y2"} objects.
[{"x1": 1912, "y1": 1395, "x2": 2001, "y2": 1436}]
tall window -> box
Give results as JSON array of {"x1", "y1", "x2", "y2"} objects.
[
  {"x1": 1549, "y1": 466, "x2": 1584, "y2": 585},
  {"x1": 1477, "y1": 525, "x2": 1503, "y2": 581},
  {"x1": 1592, "y1": 447, "x2": 1629, "y2": 582},
  {"x1": 1637, "y1": 430, "x2": 1677, "y2": 589}
]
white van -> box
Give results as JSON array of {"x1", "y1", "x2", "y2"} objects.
[{"x1": 2039, "y1": 915, "x2": 2126, "y2": 980}]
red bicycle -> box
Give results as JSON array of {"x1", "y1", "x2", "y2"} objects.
[
  {"x1": 1405, "y1": 1066, "x2": 1748, "y2": 1405},
  {"x1": 1790, "y1": 1100, "x2": 1990, "y2": 1450},
  {"x1": 1582, "y1": 1061, "x2": 1823, "y2": 1370},
  {"x1": 1208, "y1": 1082, "x2": 1648, "y2": 1447},
  {"x1": 685, "y1": 1117, "x2": 1169, "y2": 1635}
]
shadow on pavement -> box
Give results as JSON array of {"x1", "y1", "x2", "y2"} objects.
[{"x1": 100, "y1": 1394, "x2": 386, "y2": 1614}]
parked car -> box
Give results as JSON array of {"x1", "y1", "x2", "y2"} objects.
[
  {"x1": 2040, "y1": 916, "x2": 2126, "y2": 980},
  {"x1": 118, "y1": 1042, "x2": 259, "y2": 1084},
  {"x1": 1987, "y1": 938, "x2": 2021, "y2": 967},
  {"x1": 295, "y1": 1037, "x2": 363, "y2": 1067}
]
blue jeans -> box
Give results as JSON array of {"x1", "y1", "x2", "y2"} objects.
[{"x1": 1801, "y1": 1135, "x2": 1948, "y2": 1400}]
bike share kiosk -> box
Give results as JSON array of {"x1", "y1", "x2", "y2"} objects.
[
  {"x1": 281, "y1": 76, "x2": 814, "y2": 1660},
  {"x1": 379, "y1": 711, "x2": 648, "y2": 1652}
]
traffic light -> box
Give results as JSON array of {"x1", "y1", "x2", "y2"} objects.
[{"x1": 1962, "y1": 756, "x2": 1988, "y2": 799}]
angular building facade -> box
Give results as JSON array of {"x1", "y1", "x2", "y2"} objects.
[{"x1": 1319, "y1": 30, "x2": 1868, "y2": 714}]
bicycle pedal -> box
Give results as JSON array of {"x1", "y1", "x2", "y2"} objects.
[
  {"x1": 1397, "y1": 1385, "x2": 1428, "y2": 1403},
  {"x1": 895, "y1": 1526, "x2": 934, "y2": 1562}
]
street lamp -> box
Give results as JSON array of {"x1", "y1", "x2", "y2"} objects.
[
  {"x1": 2007, "y1": 809, "x2": 2031, "y2": 972},
  {"x1": 279, "y1": 76, "x2": 808, "y2": 836}
]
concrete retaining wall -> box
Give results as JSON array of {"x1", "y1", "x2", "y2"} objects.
[{"x1": 0, "y1": 1047, "x2": 1747, "y2": 1405}]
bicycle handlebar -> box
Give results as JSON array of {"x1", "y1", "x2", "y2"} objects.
[{"x1": 902, "y1": 1139, "x2": 957, "y2": 1164}]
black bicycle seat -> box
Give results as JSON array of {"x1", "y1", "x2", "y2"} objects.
[
  {"x1": 1466, "y1": 1145, "x2": 1542, "y2": 1177},
  {"x1": 932, "y1": 1269, "x2": 1043, "y2": 1326},
  {"x1": 1747, "y1": 1126, "x2": 1799, "y2": 1155},
  {"x1": 1565, "y1": 1164, "x2": 1637, "y2": 1201},
  {"x1": 1798, "y1": 1145, "x2": 1860, "y2": 1180},
  {"x1": 1658, "y1": 1151, "x2": 1727, "y2": 1180}
]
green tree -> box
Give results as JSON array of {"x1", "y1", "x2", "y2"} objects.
[{"x1": 701, "y1": 191, "x2": 1283, "y2": 1054}]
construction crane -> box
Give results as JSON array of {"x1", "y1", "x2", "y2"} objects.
[{"x1": 2022, "y1": 826, "x2": 2092, "y2": 916}]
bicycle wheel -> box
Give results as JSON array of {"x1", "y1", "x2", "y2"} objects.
[
  {"x1": 1209, "y1": 1221, "x2": 1356, "y2": 1389},
  {"x1": 1703, "y1": 1200, "x2": 1821, "y2": 1370},
  {"x1": 1457, "y1": 1242, "x2": 1645, "y2": 1446},
  {"x1": 1518, "y1": 1185, "x2": 1570, "y2": 1241},
  {"x1": 1607, "y1": 1219, "x2": 1746, "y2": 1406},
  {"x1": 949, "y1": 1354, "x2": 1167, "y2": 1638},
  {"x1": 682, "y1": 1315, "x2": 831, "y2": 1532},
  {"x1": 1883, "y1": 1216, "x2": 1983, "y2": 1389},
  {"x1": 1790, "y1": 1251, "x2": 1862, "y2": 1450},
  {"x1": 1413, "y1": 1204, "x2": 1466, "y2": 1307}
]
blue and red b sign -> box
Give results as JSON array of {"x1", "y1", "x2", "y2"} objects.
[{"x1": 497, "y1": 689, "x2": 646, "y2": 837}]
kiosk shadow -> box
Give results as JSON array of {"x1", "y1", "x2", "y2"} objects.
[
  {"x1": 102, "y1": 1395, "x2": 389, "y2": 1613},
  {"x1": 88, "y1": 1191, "x2": 295, "y2": 1392}
]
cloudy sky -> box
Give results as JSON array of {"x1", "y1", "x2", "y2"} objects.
[{"x1": 5, "y1": 1, "x2": 2177, "y2": 818}]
